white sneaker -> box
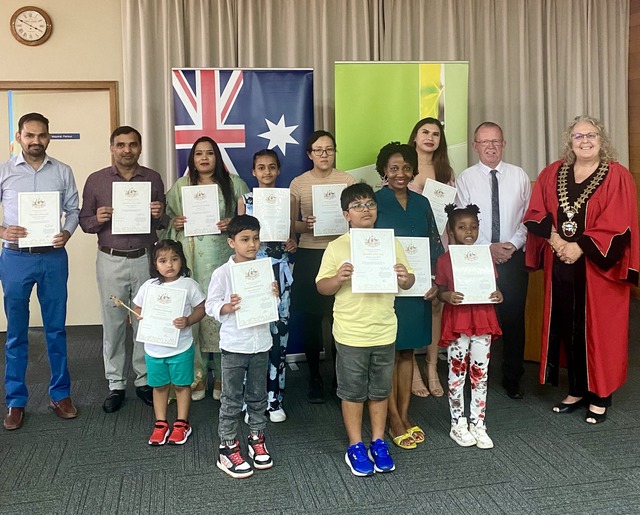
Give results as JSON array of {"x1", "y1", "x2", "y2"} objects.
[
  {"x1": 243, "y1": 411, "x2": 249, "y2": 425},
  {"x1": 449, "y1": 417, "x2": 477, "y2": 447},
  {"x1": 268, "y1": 408, "x2": 287, "y2": 423},
  {"x1": 469, "y1": 421, "x2": 494, "y2": 449}
]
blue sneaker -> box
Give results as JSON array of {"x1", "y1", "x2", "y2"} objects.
[
  {"x1": 368, "y1": 439, "x2": 395, "y2": 473},
  {"x1": 345, "y1": 442, "x2": 374, "y2": 476}
]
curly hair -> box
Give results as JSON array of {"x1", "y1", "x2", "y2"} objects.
[
  {"x1": 375, "y1": 142, "x2": 418, "y2": 179},
  {"x1": 408, "y1": 117, "x2": 453, "y2": 184},
  {"x1": 560, "y1": 115, "x2": 618, "y2": 165},
  {"x1": 444, "y1": 203, "x2": 480, "y2": 231}
]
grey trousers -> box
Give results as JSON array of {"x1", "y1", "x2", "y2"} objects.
[
  {"x1": 218, "y1": 350, "x2": 269, "y2": 442},
  {"x1": 96, "y1": 250, "x2": 149, "y2": 390}
]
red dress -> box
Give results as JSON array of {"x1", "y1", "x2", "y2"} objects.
[
  {"x1": 524, "y1": 160, "x2": 639, "y2": 397},
  {"x1": 435, "y1": 251, "x2": 502, "y2": 347}
]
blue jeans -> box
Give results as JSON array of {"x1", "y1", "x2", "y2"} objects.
[
  {"x1": 1, "y1": 248, "x2": 70, "y2": 407},
  {"x1": 218, "y1": 350, "x2": 269, "y2": 442}
]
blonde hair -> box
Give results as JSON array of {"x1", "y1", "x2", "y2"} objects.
[{"x1": 560, "y1": 115, "x2": 617, "y2": 165}]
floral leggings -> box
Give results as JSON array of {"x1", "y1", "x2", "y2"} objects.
[{"x1": 447, "y1": 333, "x2": 491, "y2": 425}]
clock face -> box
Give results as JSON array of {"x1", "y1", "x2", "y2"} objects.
[{"x1": 11, "y1": 7, "x2": 52, "y2": 46}]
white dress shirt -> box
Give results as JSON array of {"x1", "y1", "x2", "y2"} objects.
[
  {"x1": 206, "y1": 256, "x2": 273, "y2": 354},
  {"x1": 455, "y1": 161, "x2": 531, "y2": 250}
]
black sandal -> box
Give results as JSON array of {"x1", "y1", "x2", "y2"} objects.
[
  {"x1": 552, "y1": 398, "x2": 584, "y2": 414},
  {"x1": 585, "y1": 409, "x2": 607, "y2": 424}
]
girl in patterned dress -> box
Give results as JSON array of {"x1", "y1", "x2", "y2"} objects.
[{"x1": 237, "y1": 149, "x2": 296, "y2": 422}]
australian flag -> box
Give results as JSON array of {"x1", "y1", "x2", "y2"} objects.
[{"x1": 172, "y1": 68, "x2": 314, "y2": 189}]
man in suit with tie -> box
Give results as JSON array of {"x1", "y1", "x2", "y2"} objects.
[{"x1": 455, "y1": 122, "x2": 531, "y2": 399}]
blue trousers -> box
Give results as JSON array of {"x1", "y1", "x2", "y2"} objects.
[{"x1": 1, "y1": 248, "x2": 71, "y2": 407}]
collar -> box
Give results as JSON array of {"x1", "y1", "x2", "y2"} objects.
[
  {"x1": 477, "y1": 161, "x2": 503, "y2": 175},
  {"x1": 16, "y1": 152, "x2": 52, "y2": 171},
  {"x1": 110, "y1": 164, "x2": 144, "y2": 179}
]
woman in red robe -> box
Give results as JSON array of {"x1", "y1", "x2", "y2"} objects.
[{"x1": 524, "y1": 115, "x2": 639, "y2": 424}]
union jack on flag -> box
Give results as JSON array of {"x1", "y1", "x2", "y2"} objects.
[{"x1": 172, "y1": 68, "x2": 314, "y2": 188}]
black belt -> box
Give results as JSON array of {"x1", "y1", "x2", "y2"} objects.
[
  {"x1": 3, "y1": 243, "x2": 56, "y2": 253},
  {"x1": 99, "y1": 246, "x2": 147, "y2": 259}
]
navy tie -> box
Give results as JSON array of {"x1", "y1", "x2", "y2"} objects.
[{"x1": 490, "y1": 169, "x2": 500, "y2": 243}]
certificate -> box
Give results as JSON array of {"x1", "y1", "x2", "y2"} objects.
[
  {"x1": 230, "y1": 257, "x2": 279, "y2": 329},
  {"x1": 136, "y1": 284, "x2": 187, "y2": 347},
  {"x1": 350, "y1": 228, "x2": 398, "y2": 293},
  {"x1": 312, "y1": 184, "x2": 349, "y2": 237},
  {"x1": 253, "y1": 188, "x2": 290, "y2": 242},
  {"x1": 112, "y1": 182, "x2": 151, "y2": 234},
  {"x1": 449, "y1": 244, "x2": 496, "y2": 304},
  {"x1": 422, "y1": 178, "x2": 457, "y2": 235},
  {"x1": 396, "y1": 237, "x2": 431, "y2": 297},
  {"x1": 18, "y1": 191, "x2": 60, "y2": 248},
  {"x1": 181, "y1": 184, "x2": 221, "y2": 237}
]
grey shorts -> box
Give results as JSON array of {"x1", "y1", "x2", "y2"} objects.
[{"x1": 335, "y1": 341, "x2": 395, "y2": 402}]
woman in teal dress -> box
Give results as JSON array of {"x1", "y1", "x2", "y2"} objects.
[
  {"x1": 165, "y1": 136, "x2": 249, "y2": 401},
  {"x1": 374, "y1": 142, "x2": 443, "y2": 449}
]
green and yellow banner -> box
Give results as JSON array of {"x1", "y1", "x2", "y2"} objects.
[{"x1": 335, "y1": 62, "x2": 468, "y2": 185}]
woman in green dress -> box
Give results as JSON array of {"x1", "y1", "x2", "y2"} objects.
[{"x1": 165, "y1": 136, "x2": 249, "y2": 401}]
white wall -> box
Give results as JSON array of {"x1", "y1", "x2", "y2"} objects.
[{"x1": 0, "y1": 1, "x2": 125, "y2": 327}]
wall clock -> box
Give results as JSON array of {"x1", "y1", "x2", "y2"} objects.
[{"x1": 10, "y1": 6, "x2": 53, "y2": 46}]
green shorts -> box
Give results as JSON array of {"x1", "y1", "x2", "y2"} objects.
[{"x1": 145, "y1": 344, "x2": 194, "y2": 388}]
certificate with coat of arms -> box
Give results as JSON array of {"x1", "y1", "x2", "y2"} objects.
[
  {"x1": 349, "y1": 228, "x2": 397, "y2": 293},
  {"x1": 181, "y1": 184, "x2": 221, "y2": 237},
  {"x1": 396, "y1": 237, "x2": 431, "y2": 297},
  {"x1": 137, "y1": 284, "x2": 187, "y2": 347},
  {"x1": 311, "y1": 184, "x2": 349, "y2": 237},
  {"x1": 253, "y1": 188, "x2": 290, "y2": 242},
  {"x1": 422, "y1": 178, "x2": 457, "y2": 235},
  {"x1": 449, "y1": 244, "x2": 496, "y2": 304},
  {"x1": 18, "y1": 191, "x2": 60, "y2": 247},
  {"x1": 112, "y1": 181, "x2": 151, "y2": 234},
  {"x1": 230, "y1": 257, "x2": 279, "y2": 329}
]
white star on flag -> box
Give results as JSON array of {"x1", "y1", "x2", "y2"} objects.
[{"x1": 258, "y1": 115, "x2": 299, "y2": 155}]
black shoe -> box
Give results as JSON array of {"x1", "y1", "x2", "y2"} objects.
[
  {"x1": 136, "y1": 385, "x2": 154, "y2": 406},
  {"x1": 585, "y1": 408, "x2": 607, "y2": 424},
  {"x1": 103, "y1": 390, "x2": 125, "y2": 413},
  {"x1": 552, "y1": 398, "x2": 585, "y2": 414},
  {"x1": 503, "y1": 381, "x2": 524, "y2": 400},
  {"x1": 307, "y1": 377, "x2": 326, "y2": 404}
]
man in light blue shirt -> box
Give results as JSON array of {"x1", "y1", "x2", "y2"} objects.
[{"x1": 0, "y1": 112, "x2": 80, "y2": 430}]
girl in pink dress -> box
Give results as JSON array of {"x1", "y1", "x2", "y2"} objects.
[{"x1": 435, "y1": 204, "x2": 502, "y2": 450}]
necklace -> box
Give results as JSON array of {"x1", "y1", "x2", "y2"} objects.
[{"x1": 556, "y1": 161, "x2": 608, "y2": 237}]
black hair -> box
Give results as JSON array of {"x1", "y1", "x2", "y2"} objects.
[
  {"x1": 150, "y1": 239, "x2": 191, "y2": 282},
  {"x1": 340, "y1": 182, "x2": 374, "y2": 211},
  {"x1": 445, "y1": 203, "x2": 481, "y2": 230},
  {"x1": 18, "y1": 113, "x2": 49, "y2": 132},
  {"x1": 375, "y1": 142, "x2": 418, "y2": 179},
  {"x1": 407, "y1": 117, "x2": 453, "y2": 184},
  {"x1": 110, "y1": 126, "x2": 142, "y2": 145},
  {"x1": 252, "y1": 149, "x2": 281, "y2": 169},
  {"x1": 305, "y1": 130, "x2": 337, "y2": 153},
  {"x1": 187, "y1": 136, "x2": 235, "y2": 217},
  {"x1": 227, "y1": 214, "x2": 261, "y2": 239}
]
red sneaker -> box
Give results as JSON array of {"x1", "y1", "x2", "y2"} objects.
[
  {"x1": 168, "y1": 420, "x2": 192, "y2": 445},
  {"x1": 217, "y1": 441, "x2": 254, "y2": 478},
  {"x1": 148, "y1": 421, "x2": 170, "y2": 446},
  {"x1": 248, "y1": 434, "x2": 273, "y2": 470}
]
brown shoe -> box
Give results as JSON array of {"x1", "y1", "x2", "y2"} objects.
[
  {"x1": 4, "y1": 407, "x2": 25, "y2": 430},
  {"x1": 49, "y1": 397, "x2": 78, "y2": 419}
]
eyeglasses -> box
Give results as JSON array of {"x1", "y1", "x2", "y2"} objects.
[
  {"x1": 310, "y1": 147, "x2": 335, "y2": 156},
  {"x1": 348, "y1": 200, "x2": 377, "y2": 212},
  {"x1": 475, "y1": 139, "x2": 503, "y2": 147},
  {"x1": 571, "y1": 132, "x2": 599, "y2": 141}
]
